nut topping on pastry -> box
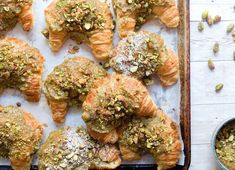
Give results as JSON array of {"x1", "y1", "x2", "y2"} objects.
[
  {"x1": 0, "y1": 105, "x2": 43, "y2": 170},
  {"x1": 39, "y1": 127, "x2": 121, "y2": 170},
  {"x1": 44, "y1": 0, "x2": 113, "y2": 60},
  {"x1": 44, "y1": 57, "x2": 107, "y2": 123},
  {"x1": 0, "y1": 0, "x2": 33, "y2": 32},
  {"x1": 0, "y1": 37, "x2": 44, "y2": 102},
  {"x1": 113, "y1": 0, "x2": 179, "y2": 38},
  {"x1": 110, "y1": 31, "x2": 179, "y2": 86}
]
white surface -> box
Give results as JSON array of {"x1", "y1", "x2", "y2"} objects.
[
  {"x1": 190, "y1": 0, "x2": 235, "y2": 170},
  {"x1": 0, "y1": 0, "x2": 184, "y2": 166}
]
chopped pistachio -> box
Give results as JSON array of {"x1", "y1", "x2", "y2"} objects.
[
  {"x1": 227, "y1": 23, "x2": 234, "y2": 33},
  {"x1": 215, "y1": 83, "x2": 224, "y2": 92},
  {"x1": 16, "y1": 102, "x2": 21, "y2": 107},
  {"x1": 213, "y1": 42, "x2": 219, "y2": 53},
  {"x1": 198, "y1": 22, "x2": 204, "y2": 32},
  {"x1": 213, "y1": 15, "x2": 221, "y2": 24},
  {"x1": 206, "y1": 15, "x2": 213, "y2": 26},
  {"x1": 84, "y1": 22, "x2": 91, "y2": 30},
  {"x1": 201, "y1": 10, "x2": 209, "y2": 20},
  {"x1": 208, "y1": 59, "x2": 215, "y2": 70}
]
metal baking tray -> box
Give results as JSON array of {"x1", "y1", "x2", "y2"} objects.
[{"x1": 0, "y1": 0, "x2": 190, "y2": 169}]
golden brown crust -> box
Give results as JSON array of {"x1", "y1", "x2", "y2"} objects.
[
  {"x1": 0, "y1": 105, "x2": 43, "y2": 170},
  {"x1": 0, "y1": 37, "x2": 44, "y2": 102},
  {"x1": 82, "y1": 73, "x2": 160, "y2": 143},
  {"x1": 44, "y1": 0, "x2": 113, "y2": 60},
  {"x1": 19, "y1": 5, "x2": 33, "y2": 31},
  {"x1": 110, "y1": 31, "x2": 179, "y2": 87},
  {"x1": 44, "y1": 57, "x2": 107, "y2": 123},
  {"x1": 113, "y1": 0, "x2": 179, "y2": 38},
  {"x1": 119, "y1": 110, "x2": 181, "y2": 170}
]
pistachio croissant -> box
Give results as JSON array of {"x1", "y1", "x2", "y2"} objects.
[
  {"x1": 44, "y1": 57, "x2": 107, "y2": 123},
  {"x1": 82, "y1": 73, "x2": 160, "y2": 143},
  {"x1": 0, "y1": 105, "x2": 43, "y2": 170},
  {"x1": 0, "y1": 37, "x2": 44, "y2": 102},
  {"x1": 44, "y1": 0, "x2": 113, "y2": 60},
  {"x1": 110, "y1": 31, "x2": 179, "y2": 86},
  {"x1": 39, "y1": 127, "x2": 121, "y2": 170},
  {"x1": 119, "y1": 113, "x2": 181, "y2": 170},
  {"x1": 113, "y1": 0, "x2": 179, "y2": 38},
  {"x1": 0, "y1": 0, "x2": 33, "y2": 33}
]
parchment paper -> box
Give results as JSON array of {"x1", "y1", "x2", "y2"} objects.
[{"x1": 0, "y1": 0, "x2": 184, "y2": 166}]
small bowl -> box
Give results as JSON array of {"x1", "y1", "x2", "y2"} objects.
[{"x1": 211, "y1": 117, "x2": 235, "y2": 170}]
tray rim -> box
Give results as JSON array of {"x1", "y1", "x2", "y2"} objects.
[{"x1": 0, "y1": 0, "x2": 191, "y2": 169}]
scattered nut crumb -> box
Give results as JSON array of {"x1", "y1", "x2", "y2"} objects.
[
  {"x1": 227, "y1": 23, "x2": 234, "y2": 33},
  {"x1": 213, "y1": 15, "x2": 221, "y2": 24},
  {"x1": 201, "y1": 10, "x2": 209, "y2": 20},
  {"x1": 213, "y1": 42, "x2": 219, "y2": 53},
  {"x1": 198, "y1": 22, "x2": 204, "y2": 32},
  {"x1": 207, "y1": 15, "x2": 213, "y2": 26},
  {"x1": 68, "y1": 46, "x2": 79, "y2": 54},
  {"x1": 16, "y1": 102, "x2": 21, "y2": 107},
  {"x1": 208, "y1": 59, "x2": 215, "y2": 70},
  {"x1": 215, "y1": 83, "x2": 224, "y2": 92}
]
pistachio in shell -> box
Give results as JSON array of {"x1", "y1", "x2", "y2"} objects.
[
  {"x1": 201, "y1": 10, "x2": 209, "y2": 20},
  {"x1": 207, "y1": 15, "x2": 213, "y2": 26},
  {"x1": 213, "y1": 15, "x2": 221, "y2": 24},
  {"x1": 227, "y1": 23, "x2": 234, "y2": 33},
  {"x1": 213, "y1": 42, "x2": 219, "y2": 53},
  {"x1": 198, "y1": 22, "x2": 204, "y2": 32}
]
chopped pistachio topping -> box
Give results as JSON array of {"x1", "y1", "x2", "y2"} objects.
[
  {"x1": 110, "y1": 32, "x2": 163, "y2": 80},
  {"x1": 113, "y1": 0, "x2": 174, "y2": 29},
  {"x1": 120, "y1": 117, "x2": 174, "y2": 156},
  {"x1": 83, "y1": 88, "x2": 140, "y2": 133},
  {"x1": 0, "y1": 105, "x2": 41, "y2": 160},
  {"x1": 51, "y1": 0, "x2": 106, "y2": 33},
  {"x1": 215, "y1": 123, "x2": 235, "y2": 169},
  {"x1": 0, "y1": 0, "x2": 32, "y2": 31},
  {"x1": 0, "y1": 41, "x2": 43, "y2": 92},
  {"x1": 39, "y1": 127, "x2": 119, "y2": 169},
  {"x1": 44, "y1": 57, "x2": 107, "y2": 105}
]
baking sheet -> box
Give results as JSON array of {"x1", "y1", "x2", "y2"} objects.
[{"x1": 0, "y1": 0, "x2": 186, "y2": 167}]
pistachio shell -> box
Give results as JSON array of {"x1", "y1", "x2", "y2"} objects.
[
  {"x1": 227, "y1": 23, "x2": 234, "y2": 33},
  {"x1": 208, "y1": 59, "x2": 215, "y2": 70}
]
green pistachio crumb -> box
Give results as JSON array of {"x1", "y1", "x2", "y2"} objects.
[
  {"x1": 213, "y1": 42, "x2": 219, "y2": 53},
  {"x1": 215, "y1": 83, "x2": 224, "y2": 92},
  {"x1": 227, "y1": 23, "x2": 234, "y2": 33},
  {"x1": 201, "y1": 10, "x2": 209, "y2": 20},
  {"x1": 198, "y1": 22, "x2": 204, "y2": 32},
  {"x1": 208, "y1": 59, "x2": 215, "y2": 70}
]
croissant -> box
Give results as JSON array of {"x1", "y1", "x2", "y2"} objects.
[
  {"x1": 0, "y1": 0, "x2": 33, "y2": 33},
  {"x1": 0, "y1": 37, "x2": 44, "y2": 102},
  {"x1": 110, "y1": 31, "x2": 179, "y2": 86},
  {"x1": 119, "y1": 113, "x2": 181, "y2": 170},
  {"x1": 0, "y1": 105, "x2": 43, "y2": 170},
  {"x1": 44, "y1": 57, "x2": 107, "y2": 123},
  {"x1": 82, "y1": 73, "x2": 160, "y2": 143},
  {"x1": 39, "y1": 127, "x2": 121, "y2": 170},
  {"x1": 113, "y1": 0, "x2": 179, "y2": 38},
  {"x1": 44, "y1": 0, "x2": 113, "y2": 60}
]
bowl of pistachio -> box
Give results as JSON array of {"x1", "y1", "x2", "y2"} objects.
[{"x1": 212, "y1": 118, "x2": 235, "y2": 170}]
